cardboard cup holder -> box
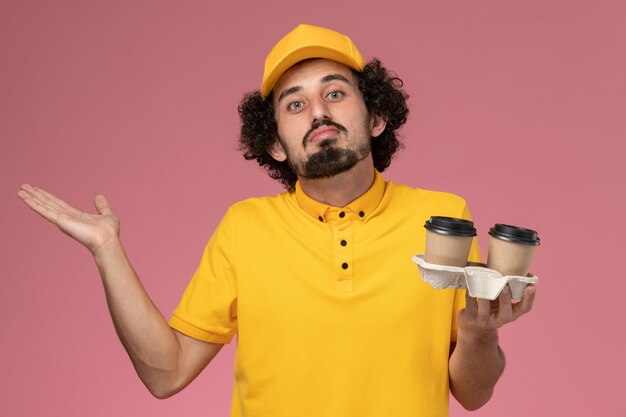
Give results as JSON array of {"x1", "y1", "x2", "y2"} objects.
[{"x1": 412, "y1": 254, "x2": 539, "y2": 300}]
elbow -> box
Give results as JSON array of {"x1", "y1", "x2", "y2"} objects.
[
  {"x1": 151, "y1": 391, "x2": 175, "y2": 400},
  {"x1": 133, "y1": 361, "x2": 185, "y2": 399},
  {"x1": 148, "y1": 385, "x2": 173, "y2": 400},
  {"x1": 455, "y1": 389, "x2": 494, "y2": 411},
  {"x1": 147, "y1": 383, "x2": 181, "y2": 400},
  {"x1": 140, "y1": 373, "x2": 184, "y2": 400}
]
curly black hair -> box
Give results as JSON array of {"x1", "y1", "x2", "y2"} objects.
[{"x1": 238, "y1": 59, "x2": 409, "y2": 190}]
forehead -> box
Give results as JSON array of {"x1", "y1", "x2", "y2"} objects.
[{"x1": 272, "y1": 59, "x2": 356, "y2": 98}]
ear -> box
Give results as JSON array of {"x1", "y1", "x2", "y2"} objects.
[
  {"x1": 369, "y1": 112, "x2": 388, "y2": 138},
  {"x1": 268, "y1": 139, "x2": 287, "y2": 162}
]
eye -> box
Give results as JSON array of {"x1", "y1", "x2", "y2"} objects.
[
  {"x1": 287, "y1": 101, "x2": 303, "y2": 112},
  {"x1": 326, "y1": 90, "x2": 344, "y2": 101}
]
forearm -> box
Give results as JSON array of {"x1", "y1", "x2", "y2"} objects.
[
  {"x1": 17, "y1": 187, "x2": 207, "y2": 397},
  {"x1": 448, "y1": 330, "x2": 505, "y2": 410},
  {"x1": 93, "y1": 237, "x2": 182, "y2": 396}
]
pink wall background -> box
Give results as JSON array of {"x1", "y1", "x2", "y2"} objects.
[{"x1": 1, "y1": 1, "x2": 624, "y2": 416}]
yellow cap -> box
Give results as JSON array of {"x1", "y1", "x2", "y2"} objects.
[{"x1": 261, "y1": 24, "x2": 365, "y2": 97}]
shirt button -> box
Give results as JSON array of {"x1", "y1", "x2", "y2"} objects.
[
  {"x1": 359, "y1": 211, "x2": 365, "y2": 217},
  {"x1": 340, "y1": 240, "x2": 347, "y2": 246},
  {"x1": 342, "y1": 262, "x2": 348, "y2": 269},
  {"x1": 339, "y1": 211, "x2": 345, "y2": 218},
  {"x1": 318, "y1": 216, "x2": 324, "y2": 222}
]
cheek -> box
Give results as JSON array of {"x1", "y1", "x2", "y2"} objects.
[
  {"x1": 343, "y1": 113, "x2": 369, "y2": 136},
  {"x1": 278, "y1": 118, "x2": 309, "y2": 141},
  {"x1": 338, "y1": 102, "x2": 369, "y2": 128}
]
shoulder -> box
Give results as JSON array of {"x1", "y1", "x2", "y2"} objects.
[
  {"x1": 225, "y1": 190, "x2": 295, "y2": 219},
  {"x1": 387, "y1": 181, "x2": 468, "y2": 211}
]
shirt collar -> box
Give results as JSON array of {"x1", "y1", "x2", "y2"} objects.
[{"x1": 294, "y1": 170, "x2": 386, "y2": 223}]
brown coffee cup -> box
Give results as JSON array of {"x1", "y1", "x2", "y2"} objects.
[
  {"x1": 486, "y1": 224, "x2": 540, "y2": 276},
  {"x1": 424, "y1": 216, "x2": 477, "y2": 267}
]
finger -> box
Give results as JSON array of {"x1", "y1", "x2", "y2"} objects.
[
  {"x1": 17, "y1": 189, "x2": 31, "y2": 200},
  {"x1": 20, "y1": 183, "x2": 35, "y2": 192},
  {"x1": 476, "y1": 297, "x2": 492, "y2": 321},
  {"x1": 35, "y1": 187, "x2": 78, "y2": 213},
  {"x1": 18, "y1": 185, "x2": 39, "y2": 202},
  {"x1": 18, "y1": 190, "x2": 62, "y2": 224},
  {"x1": 20, "y1": 184, "x2": 70, "y2": 213},
  {"x1": 512, "y1": 285, "x2": 536, "y2": 320},
  {"x1": 93, "y1": 194, "x2": 113, "y2": 216},
  {"x1": 20, "y1": 184, "x2": 57, "y2": 206},
  {"x1": 490, "y1": 300, "x2": 499, "y2": 314},
  {"x1": 464, "y1": 289, "x2": 478, "y2": 315},
  {"x1": 497, "y1": 285, "x2": 513, "y2": 323}
]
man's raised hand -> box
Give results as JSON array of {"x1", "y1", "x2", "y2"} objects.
[
  {"x1": 458, "y1": 285, "x2": 536, "y2": 339},
  {"x1": 17, "y1": 184, "x2": 120, "y2": 256}
]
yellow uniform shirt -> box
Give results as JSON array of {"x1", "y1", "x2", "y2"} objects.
[{"x1": 170, "y1": 171, "x2": 481, "y2": 417}]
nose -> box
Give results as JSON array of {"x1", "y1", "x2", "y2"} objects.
[{"x1": 309, "y1": 95, "x2": 331, "y2": 124}]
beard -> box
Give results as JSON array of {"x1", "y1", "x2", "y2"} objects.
[
  {"x1": 277, "y1": 117, "x2": 373, "y2": 180},
  {"x1": 288, "y1": 136, "x2": 372, "y2": 180}
]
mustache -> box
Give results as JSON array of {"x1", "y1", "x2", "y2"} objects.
[{"x1": 302, "y1": 120, "x2": 348, "y2": 146}]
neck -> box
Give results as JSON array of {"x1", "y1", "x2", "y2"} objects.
[{"x1": 298, "y1": 155, "x2": 375, "y2": 207}]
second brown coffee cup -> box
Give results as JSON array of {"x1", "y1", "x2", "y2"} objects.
[
  {"x1": 424, "y1": 216, "x2": 477, "y2": 267},
  {"x1": 486, "y1": 224, "x2": 540, "y2": 276}
]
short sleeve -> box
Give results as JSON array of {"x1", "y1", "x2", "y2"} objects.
[
  {"x1": 450, "y1": 202, "x2": 483, "y2": 341},
  {"x1": 169, "y1": 209, "x2": 238, "y2": 344}
]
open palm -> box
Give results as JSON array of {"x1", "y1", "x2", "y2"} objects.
[{"x1": 18, "y1": 184, "x2": 120, "y2": 255}]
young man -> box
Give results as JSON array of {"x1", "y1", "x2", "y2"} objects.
[{"x1": 18, "y1": 24, "x2": 535, "y2": 417}]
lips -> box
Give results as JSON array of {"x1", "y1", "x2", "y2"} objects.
[{"x1": 308, "y1": 126, "x2": 339, "y2": 143}]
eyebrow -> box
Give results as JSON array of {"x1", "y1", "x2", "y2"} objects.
[
  {"x1": 321, "y1": 73, "x2": 350, "y2": 84},
  {"x1": 277, "y1": 73, "x2": 351, "y2": 103},
  {"x1": 277, "y1": 86, "x2": 302, "y2": 103}
]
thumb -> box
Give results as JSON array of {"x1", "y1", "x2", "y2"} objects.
[{"x1": 93, "y1": 194, "x2": 113, "y2": 215}]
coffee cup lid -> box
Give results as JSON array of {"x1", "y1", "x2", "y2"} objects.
[
  {"x1": 424, "y1": 216, "x2": 477, "y2": 237},
  {"x1": 488, "y1": 224, "x2": 540, "y2": 245}
]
